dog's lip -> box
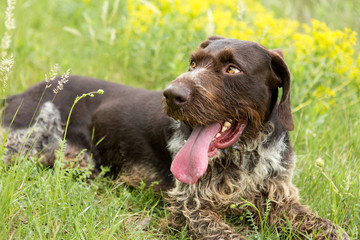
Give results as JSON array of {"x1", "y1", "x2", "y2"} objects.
[{"x1": 208, "y1": 120, "x2": 247, "y2": 157}]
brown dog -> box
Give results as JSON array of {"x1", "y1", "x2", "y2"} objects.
[{"x1": 1, "y1": 36, "x2": 348, "y2": 239}]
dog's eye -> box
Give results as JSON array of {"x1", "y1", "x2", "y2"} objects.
[
  {"x1": 189, "y1": 60, "x2": 196, "y2": 70},
  {"x1": 226, "y1": 66, "x2": 241, "y2": 74}
]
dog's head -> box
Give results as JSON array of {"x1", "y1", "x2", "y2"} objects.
[{"x1": 163, "y1": 36, "x2": 294, "y2": 184}]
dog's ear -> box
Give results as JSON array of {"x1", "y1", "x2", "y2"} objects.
[
  {"x1": 200, "y1": 36, "x2": 225, "y2": 48},
  {"x1": 271, "y1": 49, "x2": 284, "y2": 58},
  {"x1": 270, "y1": 49, "x2": 294, "y2": 131},
  {"x1": 207, "y1": 36, "x2": 225, "y2": 41}
]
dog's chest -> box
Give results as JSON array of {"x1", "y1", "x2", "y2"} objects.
[{"x1": 167, "y1": 124, "x2": 294, "y2": 203}]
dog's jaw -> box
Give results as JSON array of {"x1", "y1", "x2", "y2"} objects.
[{"x1": 209, "y1": 120, "x2": 247, "y2": 157}]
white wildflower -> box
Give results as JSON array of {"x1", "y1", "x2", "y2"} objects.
[
  {"x1": 53, "y1": 68, "x2": 70, "y2": 94},
  {"x1": 1, "y1": 0, "x2": 16, "y2": 58},
  {"x1": 5, "y1": 0, "x2": 16, "y2": 30},
  {"x1": 0, "y1": 56, "x2": 14, "y2": 72},
  {"x1": 45, "y1": 64, "x2": 59, "y2": 88},
  {"x1": 0, "y1": 55, "x2": 14, "y2": 93}
]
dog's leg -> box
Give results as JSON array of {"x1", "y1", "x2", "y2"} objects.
[
  {"x1": 269, "y1": 201, "x2": 349, "y2": 240},
  {"x1": 169, "y1": 209, "x2": 247, "y2": 240},
  {"x1": 167, "y1": 193, "x2": 247, "y2": 240},
  {"x1": 252, "y1": 181, "x2": 350, "y2": 239},
  {"x1": 2, "y1": 102, "x2": 62, "y2": 165},
  {"x1": 187, "y1": 210, "x2": 247, "y2": 240}
]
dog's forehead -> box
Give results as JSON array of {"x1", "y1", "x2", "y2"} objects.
[
  {"x1": 203, "y1": 39, "x2": 267, "y2": 54},
  {"x1": 200, "y1": 38, "x2": 271, "y2": 69}
]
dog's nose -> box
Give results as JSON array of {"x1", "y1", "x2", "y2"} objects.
[{"x1": 163, "y1": 85, "x2": 190, "y2": 107}]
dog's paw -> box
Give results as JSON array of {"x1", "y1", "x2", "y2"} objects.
[{"x1": 338, "y1": 228, "x2": 350, "y2": 240}]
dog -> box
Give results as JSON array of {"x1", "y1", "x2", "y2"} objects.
[{"x1": 1, "y1": 36, "x2": 348, "y2": 239}]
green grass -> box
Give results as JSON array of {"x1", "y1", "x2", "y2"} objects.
[{"x1": 1, "y1": 0, "x2": 359, "y2": 239}]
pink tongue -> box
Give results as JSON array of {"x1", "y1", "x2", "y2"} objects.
[{"x1": 170, "y1": 123, "x2": 221, "y2": 184}]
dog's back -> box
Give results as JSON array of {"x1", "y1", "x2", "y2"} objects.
[{"x1": 1, "y1": 76, "x2": 175, "y2": 189}]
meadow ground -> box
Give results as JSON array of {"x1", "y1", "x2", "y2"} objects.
[{"x1": 0, "y1": 0, "x2": 359, "y2": 239}]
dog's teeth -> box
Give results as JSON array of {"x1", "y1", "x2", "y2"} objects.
[
  {"x1": 224, "y1": 121, "x2": 231, "y2": 127},
  {"x1": 184, "y1": 140, "x2": 187, "y2": 143},
  {"x1": 221, "y1": 126, "x2": 228, "y2": 132},
  {"x1": 216, "y1": 133, "x2": 221, "y2": 138}
]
